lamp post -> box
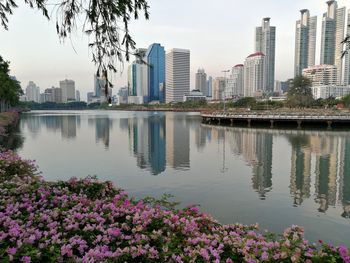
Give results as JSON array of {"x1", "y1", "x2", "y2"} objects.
[{"x1": 222, "y1": 69, "x2": 230, "y2": 112}]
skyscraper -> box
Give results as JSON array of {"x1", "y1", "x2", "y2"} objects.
[
  {"x1": 320, "y1": 1, "x2": 346, "y2": 83},
  {"x1": 207, "y1": 76, "x2": 213, "y2": 97},
  {"x1": 127, "y1": 62, "x2": 148, "y2": 104},
  {"x1": 195, "y1": 69, "x2": 208, "y2": 96},
  {"x1": 25, "y1": 81, "x2": 40, "y2": 103},
  {"x1": 166, "y1": 49, "x2": 190, "y2": 103},
  {"x1": 59, "y1": 79, "x2": 75, "y2": 102},
  {"x1": 94, "y1": 74, "x2": 106, "y2": 98},
  {"x1": 295, "y1": 9, "x2": 317, "y2": 76},
  {"x1": 255, "y1": 18, "x2": 276, "y2": 93},
  {"x1": 244, "y1": 52, "x2": 266, "y2": 97},
  {"x1": 227, "y1": 64, "x2": 244, "y2": 97},
  {"x1": 344, "y1": 10, "x2": 350, "y2": 85},
  {"x1": 146, "y1": 43, "x2": 165, "y2": 103}
]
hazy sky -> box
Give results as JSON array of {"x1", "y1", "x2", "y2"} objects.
[{"x1": 0, "y1": 0, "x2": 349, "y2": 100}]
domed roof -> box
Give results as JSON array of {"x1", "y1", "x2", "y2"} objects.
[{"x1": 247, "y1": 52, "x2": 265, "y2": 58}]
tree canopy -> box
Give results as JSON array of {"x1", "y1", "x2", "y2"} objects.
[
  {"x1": 0, "y1": 0, "x2": 149, "y2": 82},
  {"x1": 286, "y1": 75, "x2": 314, "y2": 108},
  {"x1": 0, "y1": 56, "x2": 23, "y2": 110}
]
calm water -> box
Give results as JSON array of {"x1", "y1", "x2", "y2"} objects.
[{"x1": 14, "y1": 110, "x2": 350, "y2": 246}]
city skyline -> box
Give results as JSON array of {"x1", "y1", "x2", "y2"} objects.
[{"x1": 0, "y1": 0, "x2": 349, "y2": 99}]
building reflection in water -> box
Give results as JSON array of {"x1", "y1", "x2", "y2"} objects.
[
  {"x1": 128, "y1": 113, "x2": 190, "y2": 175},
  {"x1": 88, "y1": 116, "x2": 112, "y2": 148},
  {"x1": 21, "y1": 114, "x2": 79, "y2": 139}
]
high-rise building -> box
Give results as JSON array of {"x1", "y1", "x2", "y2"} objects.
[
  {"x1": 302, "y1": 64, "x2": 338, "y2": 86},
  {"x1": 227, "y1": 64, "x2": 244, "y2": 98},
  {"x1": 146, "y1": 43, "x2": 165, "y2": 103},
  {"x1": 207, "y1": 76, "x2": 213, "y2": 97},
  {"x1": 195, "y1": 69, "x2": 208, "y2": 96},
  {"x1": 244, "y1": 52, "x2": 266, "y2": 97},
  {"x1": 212, "y1": 77, "x2": 226, "y2": 100},
  {"x1": 52, "y1": 87, "x2": 62, "y2": 103},
  {"x1": 59, "y1": 79, "x2": 75, "y2": 102},
  {"x1": 344, "y1": 10, "x2": 350, "y2": 85},
  {"x1": 94, "y1": 74, "x2": 106, "y2": 98},
  {"x1": 166, "y1": 49, "x2": 190, "y2": 103},
  {"x1": 255, "y1": 18, "x2": 276, "y2": 93},
  {"x1": 295, "y1": 9, "x2": 317, "y2": 76},
  {"x1": 25, "y1": 81, "x2": 40, "y2": 103},
  {"x1": 76, "y1": 90, "x2": 80, "y2": 102},
  {"x1": 320, "y1": 1, "x2": 346, "y2": 83},
  {"x1": 127, "y1": 61, "x2": 148, "y2": 104}
]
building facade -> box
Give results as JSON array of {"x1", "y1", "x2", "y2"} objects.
[
  {"x1": 302, "y1": 65, "x2": 338, "y2": 86},
  {"x1": 295, "y1": 9, "x2": 317, "y2": 76},
  {"x1": 59, "y1": 79, "x2": 75, "y2": 102},
  {"x1": 25, "y1": 81, "x2": 40, "y2": 103},
  {"x1": 207, "y1": 76, "x2": 213, "y2": 97},
  {"x1": 146, "y1": 44, "x2": 166, "y2": 103},
  {"x1": 227, "y1": 64, "x2": 244, "y2": 98},
  {"x1": 212, "y1": 77, "x2": 226, "y2": 100},
  {"x1": 311, "y1": 85, "x2": 350, "y2": 99},
  {"x1": 255, "y1": 18, "x2": 276, "y2": 93},
  {"x1": 165, "y1": 49, "x2": 190, "y2": 103},
  {"x1": 127, "y1": 62, "x2": 148, "y2": 104},
  {"x1": 195, "y1": 69, "x2": 208, "y2": 96},
  {"x1": 244, "y1": 52, "x2": 266, "y2": 97},
  {"x1": 320, "y1": 1, "x2": 346, "y2": 83}
]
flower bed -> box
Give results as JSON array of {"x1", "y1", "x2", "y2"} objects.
[{"x1": 0, "y1": 150, "x2": 349, "y2": 263}]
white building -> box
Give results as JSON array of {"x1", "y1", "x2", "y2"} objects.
[
  {"x1": 311, "y1": 85, "x2": 350, "y2": 99},
  {"x1": 244, "y1": 52, "x2": 266, "y2": 97},
  {"x1": 212, "y1": 77, "x2": 226, "y2": 100},
  {"x1": 295, "y1": 9, "x2": 317, "y2": 76},
  {"x1": 227, "y1": 64, "x2": 244, "y2": 98},
  {"x1": 59, "y1": 79, "x2": 75, "y2": 102},
  {"x1": 166, "y1": 49, "x2": 190, "y2": 103},
  {"x1": 302, "y1": 65, "x2": 338, "y2": 86},
  {"x1": 207, "y1": 76, "x2": 213, "y2": 97},
  {"x1": 195, "y1": 69, "x2": 207, "y2": 96},
  {"x1": 183, "y1": 90, "x2": 206, "y2": 102},
  {"x1": 255, "y1": 18, "x2": 276, "y2": 93},
  {"x1": 76, "y1": 90, "x2": 81, "y2": 102},
  {"x1": 320, "y1": 1, "x2": 346, "y2": 84},
  {"x1": 25, "y1": 81, "x2": 40, "y2": 103}
]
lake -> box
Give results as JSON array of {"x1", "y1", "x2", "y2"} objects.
[{"x1": 14, "y1": 110, "x2": 350, "y2": 246}]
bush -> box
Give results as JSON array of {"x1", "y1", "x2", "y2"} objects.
[{"x1": 0, "y1": 151, "x2": 349, "y2": 262}]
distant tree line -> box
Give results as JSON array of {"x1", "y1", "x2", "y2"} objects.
[
  {"x1": 20, "y1": 101, "x2": 88, "y2": 110},
  {"x1": 0, "y1": 56, "x2": 23, "y2": 112}
]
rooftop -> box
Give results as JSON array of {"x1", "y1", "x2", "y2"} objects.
[{"x1": 247, "y1": 52, "x2": 265, "y2": 58}]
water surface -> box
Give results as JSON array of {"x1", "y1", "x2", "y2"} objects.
[{"x1": 16, "y1": 110, "x2": 350, "y2": 246}]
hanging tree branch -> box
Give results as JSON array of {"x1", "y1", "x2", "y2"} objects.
[{"x1": 0, "y1": 0, "x2": 149, "y2": 90}]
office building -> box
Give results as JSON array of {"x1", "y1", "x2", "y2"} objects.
[
  {"x1": 195, "y1": 69, "x2": 208, "y2": 96},
  {"x1": 207, "y1": 76, "x2": 213, "y2": 97},
  {"x1": 302, "y1": 64, "x2": 338, "y2": 86},
  {"x1": 244, "y1": 52, "x2": 266, "y2": 97},
  {"x1": 295, "y1": 9, "x2": 317, "y2": 76},
  {"x1": 146, "y1": 43, "x2": 166, "y2": 103},
  {"x1": 320, "y1": 1, "x2": 346, "y2": 83},
  {"x1": 227, "y1": 64, "x2": 244, "y2": 98},
  {"x1": 166, "y1": 49, "x2": 190, "y2": 103},
  {"x1": 59, "y1": 79, "x2": 75, "y2": 102},
  {"x1": 183, "y1": 90, "x2": 206, "y2": 102},
  {"x1": 127, "y1": 61, "x2": 148, "y2": 104},
  {"x1": 76, "y1": 90, "x2": 80, "y2": 102},
  {"x1": 212, "y1": 77, "x2": 226, "y2": 100},
  {"x1": 25, "y1": 81, "x2": 40, "y2": 103},
  {"x1": 255, "y1": 18, "x2": 276, "y2": 93}
]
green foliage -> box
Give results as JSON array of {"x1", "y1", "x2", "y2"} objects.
[
  {"x1": 287, "y1": 75, "x2": 314, "y2": 107},
  {"x1": 0, "y1": 56, "x2": 23, "y2": 108},
  {"x1": 20, "y1": 101, "x2": 88, "y2": 110},
  {"x1": 233, "y1": 97, "x2": 257, "y2": 108},
  {"x1": 340, "y1": 94, "x2": 350, "y2": 107}
]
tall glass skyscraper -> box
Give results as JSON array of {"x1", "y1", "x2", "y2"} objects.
[
  {"x1": 146, "y1": 43, "x2": 166, "y2": 103},
  {"x1": 255, "y1": 18, "x2": 276, "y2": 93},
  {"x1": 320, "y1": 1, "x2": 346, "y2": 84},
  {"x1": 294, "y1": 9, "x2": 317, "y2": 76}
]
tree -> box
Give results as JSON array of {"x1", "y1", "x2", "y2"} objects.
[
  {"x1": 286, "y1": 75, "x2": 314, "y2": 108},
  {"x1": 0, "y1": 0, "x2": 149, "y2": 88},
  {"x1": 341, "y1": 24, "x2": 350, "y2": 59},
  {"x1": 0, "y1": 56, "x2": 23, "y2": 111}
]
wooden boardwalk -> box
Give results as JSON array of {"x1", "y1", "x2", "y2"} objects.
[{"x1": 201, "y1": 111, "x2": 350, "y2": 128}]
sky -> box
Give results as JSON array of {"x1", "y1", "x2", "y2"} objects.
[{"x1": 0, "y1": 0, "x2": 349, "y2": 100}]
